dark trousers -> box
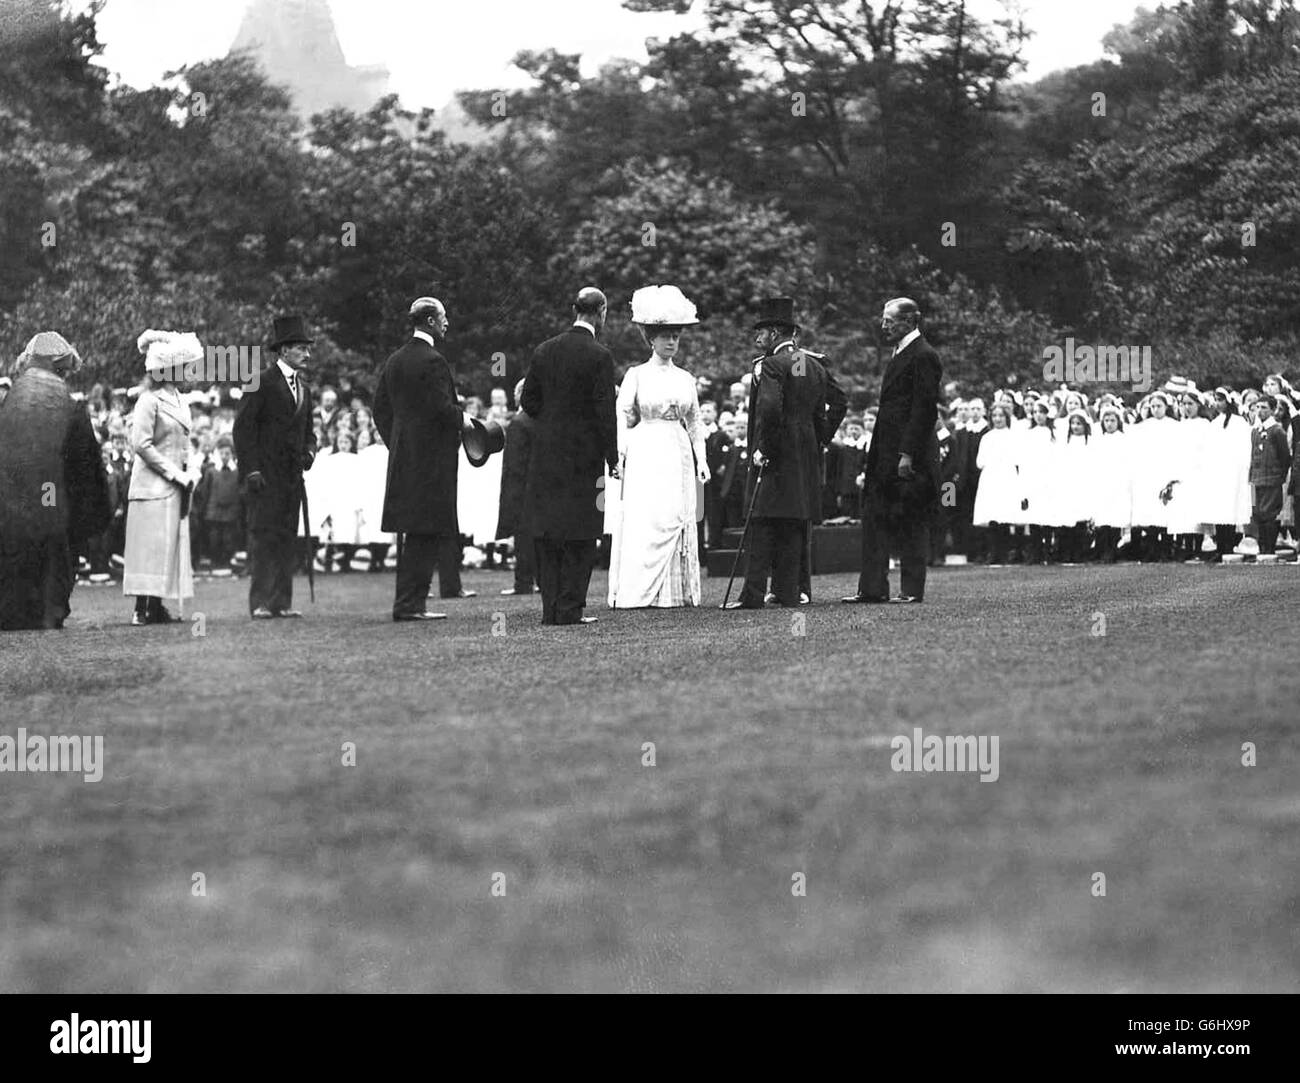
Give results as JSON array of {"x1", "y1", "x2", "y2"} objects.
[
  {"x1": 207, "y1": 521, "x2": 239, "y2": 569},
  {"x1": 534, "y1": 536, "x2": 597, "y2": 624},
  {"x1": 248, "y1": 528, "x2": 296, "y2": 613},
  {"x1": 1253, "y1": 485, "x2": 1283, "y2": 553},
  {"x1": 513, "y1": 528, "x2": 537, "y2": 593},
  {"x1": 740, "y1": 516, "x2": 803, "y2": 606},
  {"x1": 394, "y1": 532, "x2": 460, "y2": 615},
  {"x1": 0, "y1": 533, "x2": 74, "y2": 630},
  {"x1": 858, "y1": 501, "x2": 929, "y2": 601}
]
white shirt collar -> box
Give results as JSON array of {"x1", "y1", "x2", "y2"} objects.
[
  {"x1": 893, "y1": 328, "x2": 920, "y2": 356},
  {"x1": 572, "y1": 320, "x2": 596, "y2": 336},
  {"x1": 773, "y1": 339, "x2": 797, "y2": 354},
  {"x1": 275, "y1": 359, "x2": 298, "y2": 385},
  {"x1": 412, "y1": 329, "x2": 437, "y2": 348}
]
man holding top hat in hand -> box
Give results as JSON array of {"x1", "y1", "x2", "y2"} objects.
[
  {"x1": 234, "y1": 315, "x2": 317, "y2": 619},
  {"x1": 726, "y1": 297, "x2": 846, "y2": 609},
  {"x1": 374, "y1": 297, "x2": 482, "y2": 621}
]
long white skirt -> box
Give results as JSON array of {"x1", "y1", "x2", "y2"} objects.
[
  {"x1": 608, "y1": 419, "x2": 700, "y2": 608},
  {"x1": 123, "y1": 494, "x2": 193, "y2": 601}
]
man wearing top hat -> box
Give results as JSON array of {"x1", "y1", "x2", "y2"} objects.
[
  {"x1": 726, "y1": 297, "x2": 847, "y2": 609},
  {"x1": 843, "y1": 297, "x2": 942, "y2": 604},
  {"x1": 0, "y1": 332, "x2": 111, "y2": 630},
  {"x1": 233, "y1": 315, "x2": 317, "y2": 618},
  {"x1": 374, "y1": 297, "x2": 480, "y2": 621}
]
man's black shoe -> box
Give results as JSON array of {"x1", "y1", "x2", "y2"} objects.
[{"x1": 841, "y1": 594, "x2": 888, "y2": 604}]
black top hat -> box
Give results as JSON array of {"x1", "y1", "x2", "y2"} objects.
[
  {"x1": 753, "y1": 297, "x2": 799, "y2": 330},
  {"x1": 463, "y1": 417, "x2": 506, "y2": 467},
  {"x1": 269, "y1": 315, "x2": 314, "y2": 351}
]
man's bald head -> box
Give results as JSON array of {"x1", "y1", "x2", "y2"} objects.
[
  {"x1": 574, "y1": 287, "x2": 607, "y2": 317},
  {"x1": 572, "y1": 286, "x2": 608, "y2": 334}
]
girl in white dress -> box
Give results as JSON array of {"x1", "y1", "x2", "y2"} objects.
[
  {"x1": 1020, "y1": 401, "x2": 1060, "y2": 563},
  {"x1": 972, "y1": 402, "x2": 1021, "y2": 565},
  {"x1": 608, "y1": 285, "x2": 710, "y2": 608},
  {"x1": 1056, "y1": 410, "x2": 1094, "y2": 563},
  {"x1": 1201, "y1": 389, "x2": 1254, "y2": 560},
  {"x1": 1090, "y1": 405, "x2": 1131, "y2": 562},
  {"x1": 1130, "y1": 391, "x2": 1179, "y2": 561},
  {"x1": 1165, "y1": 392, "x2": 1211, "y2": 561}
]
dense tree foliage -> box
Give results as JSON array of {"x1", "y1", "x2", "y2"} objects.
[{"x1": 3, "y1": 0, "x2": 1300, "y2": 398}]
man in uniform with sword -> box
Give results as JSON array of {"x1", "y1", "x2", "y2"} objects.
[{"x1": 724, "y1": 297, "x2": 846, "y2": 609}]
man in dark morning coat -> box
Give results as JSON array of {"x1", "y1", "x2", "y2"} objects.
[
  {"x1": 232, "y1": 315, "x2": 317, "y2": 618},
  {"x1": 726, "y1": 297, "x2": 847, "y2": 609},
  {"x1": 843, "y1": 297, "x2": 942, "y2": 604},
  {"x1": 373, "y1": 297, "x2": 474, "y2": 622},
  {"x1": 520, "y1": 287, "x2": 619, "y2": 626}
]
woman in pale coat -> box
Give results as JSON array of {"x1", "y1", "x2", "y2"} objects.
[{"x1": 124, "y1": 329, "x2": 203, "y2": 624}]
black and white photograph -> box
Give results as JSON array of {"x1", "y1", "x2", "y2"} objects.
[{"x1": 0, "y1": 0, "x2": 1296, "y2": 1049}]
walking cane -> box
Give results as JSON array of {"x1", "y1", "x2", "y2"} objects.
[
  {"x1": 301, "y1": 480, "x2": 315, "y2": 603},
  {"x1": 719, "y1": 463, "x2": 765, "y2": 608}
]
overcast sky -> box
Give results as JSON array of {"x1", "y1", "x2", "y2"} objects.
[{"x1": 87, "y1": 0, "x2": 1151, "y2": 106}]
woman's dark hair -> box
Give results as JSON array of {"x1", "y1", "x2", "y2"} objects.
[{"x1": 639, "y1": 324, "x2": 685, "y2": 350}]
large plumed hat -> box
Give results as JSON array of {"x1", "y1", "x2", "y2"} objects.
[
  {"x1": 17, "y1": 331, "x2": 82, "y2": 372},
  {"x1": 137, "y1": 329, "x2": 203, "y2": 373},
  {"x1": 630, "y1": 285, "x2": 699, "y2": 327}
]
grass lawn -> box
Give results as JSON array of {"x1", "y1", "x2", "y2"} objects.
[{"x1": 1, "y1": 562, "x2": 1297, "y2": 992}]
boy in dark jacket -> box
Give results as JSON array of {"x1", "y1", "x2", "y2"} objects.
[
  {"x1": 1250, "y1": 397, "x2": 1290, "y2": 555},
  {"x1": 196, "y1": 435, "x2": 244, "y2": 573}
]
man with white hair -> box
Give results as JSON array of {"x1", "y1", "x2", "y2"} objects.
[
  {"x1": 374, "y1": 297, "x2": 477, "y2": 621},
  {"x1": 0, "y1": 332, "x2": 111, "y2": 629},
  {"x1": 844, "y1": 297, "x2": 942, "y2": 604}
]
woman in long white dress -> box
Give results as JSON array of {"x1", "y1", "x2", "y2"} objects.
[{"x1": 608, "y1": 285, "x2": 710, "y2": 608}]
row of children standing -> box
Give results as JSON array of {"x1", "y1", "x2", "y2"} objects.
[{"x1": 956, "y1": 381, "x2": 1298, "y2": 563}]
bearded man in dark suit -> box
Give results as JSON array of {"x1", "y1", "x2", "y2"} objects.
[
  {"x1": 373, "y1": 297, "x2": 475, "y2": 622},
  {"x1": 843, "y1": 297, "x2": 942, "y2": 604},
  {"x1": 726, "y1": 297, "x2": 847, "y2": 609},
  {"x1": 520, "y1": 287, "x2": 619, "y2": 626},
  {"x1": 233, "y1": 315, "x2": 317, "y2": 619}
]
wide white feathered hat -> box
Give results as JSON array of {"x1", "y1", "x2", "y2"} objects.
[
  {"x1": 630, "y1": 285, "x2": 699, "y2": 327},
  {"x1": 137, "y1": 329, "x2": 204, "y2": 377}
]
